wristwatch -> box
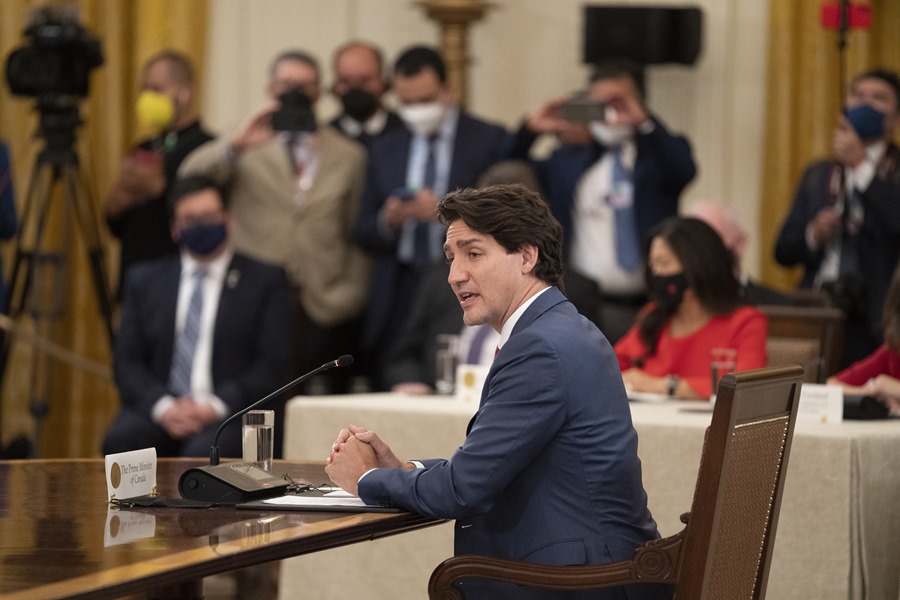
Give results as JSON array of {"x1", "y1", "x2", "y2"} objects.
[{"x1": 666, "y1": 375, "x2": 680, "y2": 397}]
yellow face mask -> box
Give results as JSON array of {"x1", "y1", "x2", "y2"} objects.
[{"x1": 136, "y1": 90, "x2": 175, "y2": 133}]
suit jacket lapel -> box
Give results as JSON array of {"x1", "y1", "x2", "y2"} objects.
[
  {"x1": 211, "y1": 254, "x2": 242, "y2": 368},
  {"x1": 161, "y1": 258, "x2": 182, "y2": 370},
  {"x1": 466, "y1": 287, "x2": 566, "y2": 437}
]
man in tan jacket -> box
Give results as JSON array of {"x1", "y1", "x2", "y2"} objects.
[{"x1": 180, "y1": 49, "x2": 370, "y2": 393}]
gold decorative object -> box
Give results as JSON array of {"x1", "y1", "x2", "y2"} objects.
[{"x1": 416, "y1": 0, "x2": 495, "y2": 108}]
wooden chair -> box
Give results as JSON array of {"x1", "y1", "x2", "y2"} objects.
[
  {"x1": 759, "y1": 304, "x2": 845, "y2": 383},
  {"x1": 428, "y1": 365, "x2": 804, "y2": 600}
]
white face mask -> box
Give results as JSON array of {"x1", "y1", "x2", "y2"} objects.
[
  {"x1": 398, "y1": 102, "x2": 446, "y2": 137},
  {"x1": 589, "y1": 121, "x2": 633, "y2": 147}
]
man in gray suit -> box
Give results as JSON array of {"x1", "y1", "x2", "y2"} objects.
[
  {"x1": 181, "y1": 50, "x2": 370, "y2": 393},
  {"x1": 327, "y1": 184, "x2": 668, "y2": 600}
]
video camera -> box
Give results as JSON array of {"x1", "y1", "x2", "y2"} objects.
[{"x1": 5, "y1": 5, "x2": 103, "y2": 101}]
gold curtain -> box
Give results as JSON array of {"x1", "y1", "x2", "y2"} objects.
[
  {"x1": 760, "y1": 0, "x2": 900, "y2": 290},
  {"x1": 0, "y1": 0, "x2": 208, "y2": 457}
]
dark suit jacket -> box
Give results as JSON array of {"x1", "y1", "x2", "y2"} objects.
[
  {"x1": 383, "y1": 262, "x2": 461, "y2": 388},
  {"x1": 106, "y1": 121, "x2": 214, "y2": 293},
  {"x1": 355, "y1": 111, "x2": 509, "y2": 356},
  {"x1": 359, "y1": 287, "x2": 666, "y2": 600},
  {"x1": 774, "y1": 151, "x2": 900, "y2": 341},
  {"x1": 329, "y1": 110, "x2": 405, "y2": 148},
  {"x1": 114, "y1": 252, "x2": 292, "y2": 419},
  {"x1": 510, "y1": 118, "x2": 696, "y2": 257}
]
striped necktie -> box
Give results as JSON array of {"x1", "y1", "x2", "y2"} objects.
[{"x1": 168, "y1": 268, "x2": 207, "y2": 397}]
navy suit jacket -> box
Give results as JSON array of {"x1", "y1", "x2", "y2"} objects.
[
  {"x1": 355, "y1": 111, "x2": 508, "y2": 354},
  {"x1": 510, "y1": 118, "x2": 696, "y2": 257},
  {"x1": 359, "y1": 288, "x2": 666, "y2": 599},
  {"x1": 774, "y1": 152, "x2": 900, "y2": 341},
  {"x1": 114, "y1": 252, "x2": 292, "y2": 418}
]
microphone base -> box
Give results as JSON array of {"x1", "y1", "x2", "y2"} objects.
[{"x1": 179, "y1": 463, "x2": 290, "y2": 504}]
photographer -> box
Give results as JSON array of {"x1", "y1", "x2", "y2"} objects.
[
  {"x1": 105, "y1": 50, "x2": 213, "y2": 297},
  {"x1": 775, "y1": 68, "x2": 900, "y2": 367},
  {"x1": 179, "y1": 49, "x2": 370, "y2": 394},
  {"x1": 509, "y1": 59, "x2": 697, "y2": 343}
]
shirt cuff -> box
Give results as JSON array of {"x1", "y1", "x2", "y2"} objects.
[
  {"x1": 357, "y1": 461, "x2": 424, "y2": 485},
  {"x1": 358, "y1": 468, "x2": 378, "y2": 484},
  {"x1": 805, "y1": 222, "x2": 819, "y2": 251},
  {"x1": 193, "y1": 392, "x2": 229, "y2": 420},
  {"x1": 151, "y1": 395, "x2": 177, "y2": 424},
  {"x1": 637, "y1": 118, "x2": 656, "y2": 135}
]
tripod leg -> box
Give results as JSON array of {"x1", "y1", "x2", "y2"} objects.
[
  {"x1": 63, "y1": 164, "x2": 115, "y2": 345},
  {"x1": 0, "y1": 160, "x2": 56, "y2": 385}
]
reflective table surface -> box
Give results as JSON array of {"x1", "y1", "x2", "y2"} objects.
[{"x1": 0, "y1": 458, "x2": 439, "y2": 599}]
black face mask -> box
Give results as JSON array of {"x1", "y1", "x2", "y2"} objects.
[
  {"x1": 648, "y1": 272, "x2": 688, "y2": 313},
  {"x1": 340, "y1": 88, "x2": 378, "y2": 122}
]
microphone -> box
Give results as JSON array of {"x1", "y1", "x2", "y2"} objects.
[{"x1": 208, "y1": 354, "x2": 353, "y2": 465}]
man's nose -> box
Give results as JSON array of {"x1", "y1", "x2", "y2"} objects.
[{"x1": 448, "y1": 260, "x2": 467, "y2": 284}]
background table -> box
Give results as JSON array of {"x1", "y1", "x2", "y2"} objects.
[
  {"x1": 0, "y1": 459, "x2": 440, "y2": 600},
  {"x1": 282, "y1": 393, "x2": 900, "y2": 600}
]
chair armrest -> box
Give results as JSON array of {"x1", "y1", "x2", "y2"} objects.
[{"x1": 428, "y1": 531, "x2": 683, "y2": 599}]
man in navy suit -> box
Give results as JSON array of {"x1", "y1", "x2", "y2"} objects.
[
  {"x1": 512, "y1": 59, "x2": 696, "y2": 343},
  {"x1": 355, "y1": 45, "x2": 508, "y2": 388},
  {"x1": 329, "y1": 185, "x2": 668, "y2": 600},
  {"x1": 775, "y1": 68, "x2": 900, "y2": 367},
  {"x1": 102, "y1": 175, "x2": 292, "y2": 458}
]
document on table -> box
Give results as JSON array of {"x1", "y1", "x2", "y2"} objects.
[{"x1": 237, "y1": 489, "x2": 402, "y2": 513}]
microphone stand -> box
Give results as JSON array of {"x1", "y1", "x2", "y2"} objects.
[{"x1": 209, "y1": 355, "x2": 353, "y2": 465}]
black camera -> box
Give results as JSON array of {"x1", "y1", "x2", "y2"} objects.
[
  {"x1": 271, "y1": 88, "x2": 317, "y2": 133},
  {"x1": 4, "y1": 6, "x2": 103, "y2": 100}
]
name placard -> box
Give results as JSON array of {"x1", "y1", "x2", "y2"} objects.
[
  {"x1": 105, "y1": 447, "x2": 157, "y2": 501},
  {"x1": 797, "y1": 383, "x2": 844, "y2": 425},
  {"x1": 455, "y1": 364, "x2": 490, "y2": 404}
]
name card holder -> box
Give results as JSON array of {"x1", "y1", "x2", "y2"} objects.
[{"x1": 105, "y1": 447, "x2": 158, "y2": 501}]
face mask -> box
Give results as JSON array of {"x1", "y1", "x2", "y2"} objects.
[
  {"x1": 844, "y1": 104, "x2": 886, "y2": 141},
  {"x1": 648, "y1": 272, "x2": 688, "y2": 313},
  {"x1": 179, "y1": 223, "x2": 227, "y2": 256},
  {"x1": 589, "y1": 121, "x2": 633, "y2": 147},
  {"x1": 136, "y1": 91, "x2": 175, "y2": 133},
  {"x1": 340, "y1": 88, "x2": 378, "y2": 122},
  {"x1": 398, "y1": 102, "x2": 446, "y2": 137}
]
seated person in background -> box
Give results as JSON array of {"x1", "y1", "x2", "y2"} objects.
[
  {"x1": 615, "y1": 217, "x2": 768, "y2": 399},
  {"x1": 688, "y1": 200, "x2": 797, "y2": 306},
  {"x1": 827, "y1": 264, "x2": 900, "y2": 414},
  {"x1": 102, "y1": 176, "x2": 292, "y2": 457}
]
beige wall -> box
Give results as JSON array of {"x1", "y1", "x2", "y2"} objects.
[{"x1": 203, "y1": 0, "x2": 769, "y2": 276}]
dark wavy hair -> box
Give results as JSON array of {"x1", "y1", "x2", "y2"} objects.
[
  {"x1": 436, "y1": 184, "x2": 564, "y2": 288},
  {"x1": 884, "y1": 264, "x2": 900, "y2": 352},
  {"x1": 638, "y1": 217, "x2": 743, "y2": 355}
]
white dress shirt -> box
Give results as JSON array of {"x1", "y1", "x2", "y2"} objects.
[{"x1": 151, "y1": 248, "x2": 234, "y2": 423}]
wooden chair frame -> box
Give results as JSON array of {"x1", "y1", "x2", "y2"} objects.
[
  {"x1": 760, "y1": 304, "x2": 844, "y2": 383},
  {"x1": 428, "y1": 365, "x2": 804, "y2": 600}
]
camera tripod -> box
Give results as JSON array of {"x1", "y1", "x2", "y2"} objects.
[{"x1": 0, "y1": 102, "x2": 114, "y2": 456}]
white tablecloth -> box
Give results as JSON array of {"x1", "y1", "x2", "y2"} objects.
[{"x1": 278, "y1": 394, "x2": 900, "y2": 600}]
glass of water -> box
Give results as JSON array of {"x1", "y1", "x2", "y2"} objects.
[{"x1": 242, "y1": 409, "x2": 275, "y2": 471}]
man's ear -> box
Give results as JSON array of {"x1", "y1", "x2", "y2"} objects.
[{"x1": 520, "y1": 243, "x2": 539, "y2": 274}]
